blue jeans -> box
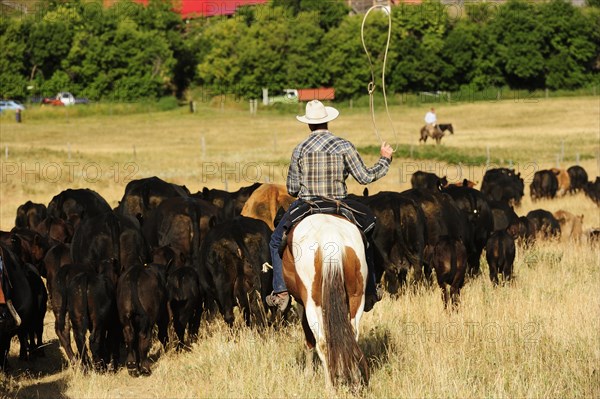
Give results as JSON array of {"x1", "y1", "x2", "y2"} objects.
[
  {"x1": 269, "y1": 200, "x2": 301, "y2": 293},
  {"x1": 269, "y1": 199, "x2": 377, "y2": 296}
]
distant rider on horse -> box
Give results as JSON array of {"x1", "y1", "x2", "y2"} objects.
[{"x1": 425, "y1": 107, "x2": 440, "y2": 136}]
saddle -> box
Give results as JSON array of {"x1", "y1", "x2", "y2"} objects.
[{"x1": 278, "y1": 198, "x2": 375, "y2": 257}]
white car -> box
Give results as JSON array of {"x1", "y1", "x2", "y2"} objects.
[
  {"x1": 57, "y1": 92, "x2": 75, "y2": 106},
  {"x1": 0, "y1": 100, "x2": 25, "y2": 111}
]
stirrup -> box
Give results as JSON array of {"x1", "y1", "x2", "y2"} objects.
[{"x1": 266, "y1": 291, "x2": 290, "y2": 312}]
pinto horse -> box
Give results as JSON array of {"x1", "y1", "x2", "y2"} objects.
[
  {"x1": 419, "y1": 123, "x2": 454, "y2": 144},
  {"x1": 282, "y1": 214, "x2": 369, "y2": 388}
]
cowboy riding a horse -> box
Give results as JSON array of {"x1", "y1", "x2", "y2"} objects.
[
  {"x1": 265, "y1": 100, "x2": 393, "y2": 387},
  {"x1": 420, "y1": 107, "x2": 454, "y2": 144}
]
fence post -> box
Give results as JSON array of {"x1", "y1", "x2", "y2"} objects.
[{"x1": 560, "y1": 140, "x2": 565, "y2": 164}]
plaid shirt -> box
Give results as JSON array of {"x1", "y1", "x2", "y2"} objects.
[{"x1": 287, "y1": 129, "x2": 391, "y2": 200}]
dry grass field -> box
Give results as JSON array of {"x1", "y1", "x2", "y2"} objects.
[{"x1": 0, "y1": 95, "x2": 599, "y2": 398}]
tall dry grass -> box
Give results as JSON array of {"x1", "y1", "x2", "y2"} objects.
[{"x1": 0, "y1": 96, "x2": 599, "y2": 398}]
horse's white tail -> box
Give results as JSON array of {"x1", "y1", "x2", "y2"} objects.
[{"x1": 319, "y1": 240, "x2": 369, "y2": 386}]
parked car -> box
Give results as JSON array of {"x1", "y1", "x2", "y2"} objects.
[
  {"x1": 42, "y1": 92, "x2": 89, "y2": 106},
  {"x1": 0, "y1": 100, "x2": 25, "y2": 111}
]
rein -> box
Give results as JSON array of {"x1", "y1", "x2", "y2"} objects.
[{"x1": 360, "y1": 5, "x2": 398, "y2": 152}]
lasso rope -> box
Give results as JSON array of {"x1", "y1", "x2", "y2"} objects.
[{"x1": 360, "y1": 5, "x2": 398, "y2": 151}]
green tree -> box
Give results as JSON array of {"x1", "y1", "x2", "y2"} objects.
[
  {"x1": 440, "y1": 20, "x2": 480, "y2": 90},
  {"x1": 0, "y1": 19, "x2": 29, "y2": 98},
  {"x1": 297, "y1": 0, "x2": 349, "y2": 31},
  {"x1": 196, "y1": 17, "x2": 248, "y2": 97},
  {"x1": 270, "y1": 0, "x2": 348, "y2": 31},
  {"x1": 487, "y1": 0, "x2": 545, "y2": 89},
  {"x1": 388, "y1": 2, "x2": 451, "y2": 92},
  {"x1": 538, "y1": 0, "x2": 599, "y2": 89},
  {"x1": 26, "y1": 9, "x2": 77, "y2": 94},
  {"x1": 237, "y1": 7, "x2": 290, "y2": 98},
  {"x1": 282, "y1": 11, "x2": 325, "y2": 89},
  {"x1": 321, "y1": 15, "x2": 372, "y2": 99}
]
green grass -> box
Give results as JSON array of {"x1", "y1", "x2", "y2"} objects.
[{"x1": 359, "y1": 143, "x2": 499, "y2": 164}]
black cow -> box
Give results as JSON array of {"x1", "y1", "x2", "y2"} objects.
[
  {"x1": 117, "y1": 263, "x2": 169, "y2": 377},
  {"x1": 142, "y1": 197, "x2": 219, "y2": 270},
  {"x1": 353, "y1": 191, "x2": 426, "y2": 293},
  {"x1": 19, "y1": 262, "x2": 47, "y2": 360},
  {"x1": 71, "y1": 211, "x2": 148, "y2": 272},
  {"x1": 431, "y1": 236, "x2": 467, "y2": 310},
  {"x1": 116, "y1": 176, "x2": 190, "y2": 224},
  {"x1": 400, "y1": 189, "x2": 474, "y2": 277},
  {"x1": 196, "y1": 182, "x2": 262, "y2": 221},
  {"x1": 410, "y1": 171, "x2": 447, "y2": 192},
  {"x1": 0, "y1": 232, "x2": 49, "y2": 361},
  {"x1": 151, "y1": 246, "x2": 203, "y2": 351},
  {"x1": 5, "y1": 228, "x2": 50, "y2": 275},
  {"x1": 530, "y1": 170, "x2": 558, "y2": 201},
  {"x1": 584, "y1": 177, "x2": 600, "y2": 206},
  {"x1": 513, "y1": 216, "x2": 536, "y2": 246},
  {"x1": 66, "y1": 259, "x2": 120, "y2": 371},
  {"x1": 198, "y1": 216, "x2": 272, "y2": 327},
  {"x1": 47, "y1": 188, "x2": 112, "y2": 231},
  {"x1": 481, "y1": 168, "x2": 525, "y2": 206},
  {"x1": 526, "y1": 209, "x2": 561, "y2": 239},
  {"x1": 43, "y1": 243, "x2": 72, "y2": 299},
  {"x1": 15, "y1": 201, "x2": 47, "y2": 230},
  {"x1": 33, "y1": 216, "x2": 74, "y2": 244},
  {"x1": 488, "y1": 200, "x2": 519, "y2": 232},
  {"x1": 0, "y1": 243, "x2": 35, "y2": 370},
  {"x1": 52, "y1": 263, "x2": 94, "y2": 364},
  {"x1": 166, "y1": 266, "x2": 202, "y2": 351},
  {"x1": 144, "y1": 198, "x2": 199, "y2": 269},
  {"x1": 486, "y1": 229, "x2": 516, "y2": 285},
  {"x1": 567, "y1": 165, "x2": 588, "y2": 194},
  {"x1": 442, "y1": 185, "x2": 494, "y2": 276}
]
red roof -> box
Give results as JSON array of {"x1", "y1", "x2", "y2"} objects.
[
  {"x1": 129, "y1": 0, "x2": 269, "y2": 18},
  {"x1": 182, "y1": 0, "x2": 268, "y2": 18}
]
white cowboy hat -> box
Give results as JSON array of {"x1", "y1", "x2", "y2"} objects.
[{"x1": 296, "y1": 100, "x2": 339, "y2": 124}]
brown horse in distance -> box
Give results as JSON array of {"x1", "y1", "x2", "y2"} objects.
[{"x1": 419, "y1": 123, "x2": 454, "y2": 144}]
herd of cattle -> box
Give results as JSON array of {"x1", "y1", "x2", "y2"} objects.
[{"x1": 0, "y1": 166, "x2": 598, "y2": 376}]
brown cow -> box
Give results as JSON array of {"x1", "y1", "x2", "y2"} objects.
[
  {"x1": 550, "y1": 168, "x2": 571, "y2": 197},
  {"x1": 431, "y1": 236, "x2": 467, "y2": 310},
  {"x1": 486, "y1": 229, "x2": 516, "y2": 285},
  {"x1": 553, "y1": 210, "x2": 583, "y2": 242},
  {"x1": 240, "y1": 183, "x2": 295, "y2": 230}
]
